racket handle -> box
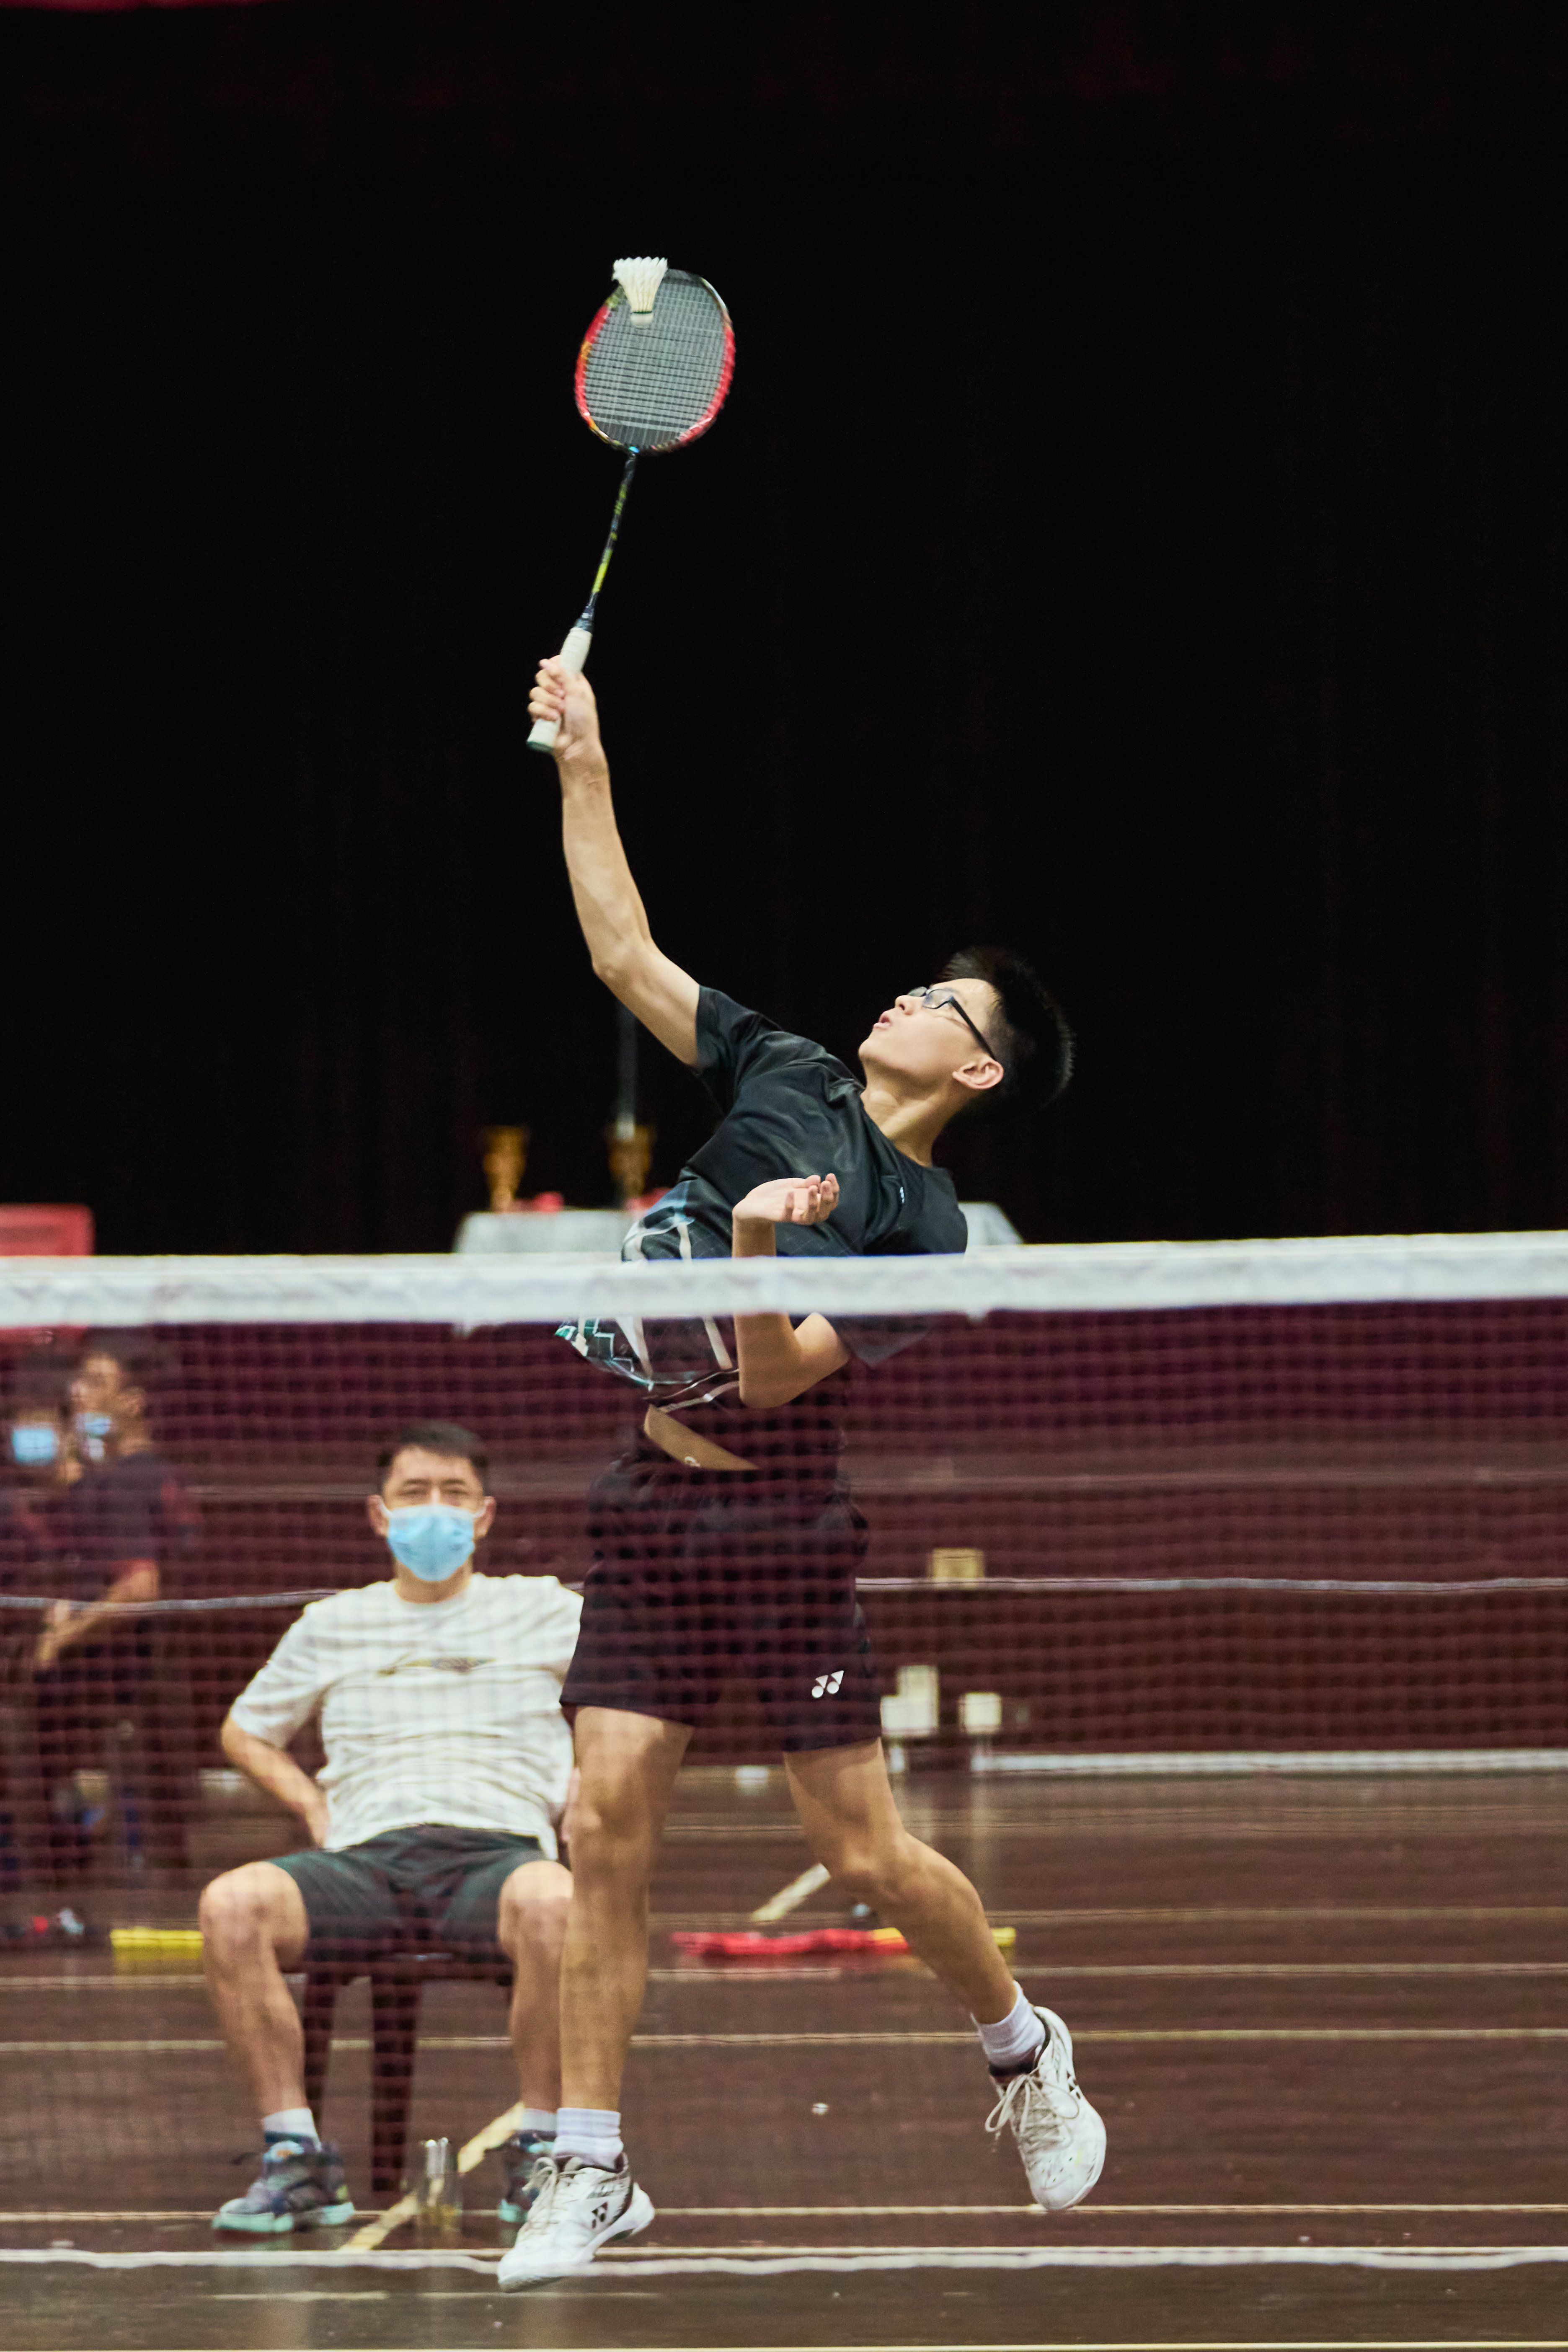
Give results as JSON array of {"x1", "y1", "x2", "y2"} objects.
[{"x1": 527, "y1": 624, "x2": 594, "y2": 755}]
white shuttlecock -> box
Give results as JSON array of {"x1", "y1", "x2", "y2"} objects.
[{"x1": 614, "y1": 256, "x2": 668, "y2": 316}]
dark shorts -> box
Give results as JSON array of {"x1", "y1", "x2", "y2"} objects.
[
  {"x1": 562, "y1": 1442, "x2": 883, "y2": 1752},
  {"x1": 270, "y1": 1825, "x2": 550, "y2": 1959}
]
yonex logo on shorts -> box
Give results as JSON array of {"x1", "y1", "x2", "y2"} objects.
[{"x1": 811, "y1": 1670, "x2": 844, "y2": 1698}]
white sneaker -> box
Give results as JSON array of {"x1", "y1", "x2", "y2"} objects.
[
  {"x1": 986, "y1": 2004, "x2": 1106, "y2": 2212},
  {"x1": 496, "y1": 2154, "x2": 655, "y2": 2289}
]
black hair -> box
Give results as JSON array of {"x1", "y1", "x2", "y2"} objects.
[
  {"x1": 77, "y1": 1330, "x2": 168, "y2": 1388},
  {"x1": 940, "y1": 946, "x2": 1074, "y2": 1121},
  {"x1": 376, "y1": 1420, "x2": 491, "y2": 1486}
]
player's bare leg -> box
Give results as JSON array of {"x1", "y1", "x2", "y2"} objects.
[
  {"x1": 558, "y1": 1707, "x2": 690, "y2": 2107},
  {"x1": 501, "y1": 1706, "x2": 680, "y2": 2285},
  {"x1": 785, "y1": 1737, "x2": 1106, "y2": 2213},
  {"x1": 783, "y1": 1739, "x2": 1014, "y2": 2013}
]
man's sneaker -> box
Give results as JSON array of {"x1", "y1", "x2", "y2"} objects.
[
  {"x1": 497, "y1": 2128, "x2": 557, "y2": 2224},
  {"x1": 213, "y1": 2137, "x2": 355, "y2": 2234},
  {"x1": 496, "y1": 2154, "x2": 654, "y2": 2288},
  {"x1": 985, "y1": 2005, "x2": 1106, "y2": 2212}
]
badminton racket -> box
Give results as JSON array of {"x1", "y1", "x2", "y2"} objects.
[{"x1": 527, "y1": 256, "x2": 735, "y2": 754}]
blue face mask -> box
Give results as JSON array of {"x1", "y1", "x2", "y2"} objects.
[
  {"x1": 382, "y1": 1504, "x2": 478, "y2": 1584},
  {"x1": 75, "y1": 1411, "x2": 112, "y2": 1463},
  {"x1": 10, "y1": 1424, "x2": 60, "y2": 1468}
]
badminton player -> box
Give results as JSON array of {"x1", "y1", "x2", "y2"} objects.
[{"x1": 500, "y1": 659, "x2": 1104, "y2": 2288}]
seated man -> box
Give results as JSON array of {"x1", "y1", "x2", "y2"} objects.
[{"x1": 200, "y1": 1420, "x2": 582, "y2": 2235}]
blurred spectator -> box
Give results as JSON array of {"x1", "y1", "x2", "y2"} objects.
[
  {"x1": 2, "y1": 1343, "x2": 80, "y2": 1521},
  {"x1": 1, "y1": 1347, "x2": 79, "y2": 1886},
  {"x1": 2, "y1": 1344, "x2": 79, "y2": 1662},
  {"x1": 26, "y1": 1332, "x2": 196, "y2": 1880}
]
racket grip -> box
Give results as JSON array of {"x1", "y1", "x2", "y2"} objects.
[{"x1": 527, "y1": 624, "x2": 594, "y2": 755}]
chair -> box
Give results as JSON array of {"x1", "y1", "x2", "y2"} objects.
[{"x1": 301, "y1": 1941, "x2": 514, "y2": 2192}]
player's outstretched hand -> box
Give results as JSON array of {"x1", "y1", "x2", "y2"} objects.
[
  {"x1": 733, "y1": 1174, "x2": 840, "y2": 1230},
  {"x1": 529, "y1": 657, "x2": 603, "y2": 764}
]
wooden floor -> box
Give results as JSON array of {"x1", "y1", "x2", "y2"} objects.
[{"x1": 2, "y1": 1766, "x2": 1566, "y2": 2348}]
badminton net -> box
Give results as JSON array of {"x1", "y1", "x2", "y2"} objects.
[
  {"x1": 2, "y1": 1233, "x2": 1566, "y2": 1851},
  {"x1": 4, "y1": 1234, "x2": 1568, "y2": 2227}
]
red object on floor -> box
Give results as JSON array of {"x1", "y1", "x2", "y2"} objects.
[{"x1": 670, "y1": 1926, "x2": 909, "y2": 1959}]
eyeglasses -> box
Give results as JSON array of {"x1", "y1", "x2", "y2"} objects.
[{"x1": 904, "y1": 986, "x2": 999, "y2": 1063}]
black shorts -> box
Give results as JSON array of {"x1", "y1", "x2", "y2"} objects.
[
  {"x1": 562, "y1": 1441, "x2": 883, "y2": 1752},
  {"x1": 269, "y1": 1825, "x2": 549, "y2": 1959}
]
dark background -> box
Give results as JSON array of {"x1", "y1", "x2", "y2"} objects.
[{"x1": 3, "y1": 2, "x2": 1568, "y2": 1253}]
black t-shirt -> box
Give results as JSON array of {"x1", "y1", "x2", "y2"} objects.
[
  {"x1": 54, "y1": 1451, "x2": 194, "y2": 1605},
  {"x1": 0, "y1": 1484, "x2": 69, "y2": 1593},
  {"x1": 33, "y1": 1452, "x2": 195, "y2": 1686},
  {"x1": 656, "y1": 990, "x2": 966, "y2": 1262},
  {"x1": 561, "y1": 990, "x2": 965, "y2": 1409}
]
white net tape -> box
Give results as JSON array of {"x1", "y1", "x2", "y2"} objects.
[{"x1": 5, "y1": 1229, "x2": 1568, "y2": 1326}]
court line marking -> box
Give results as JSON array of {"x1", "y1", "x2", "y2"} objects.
[
  {"x1": 661, "y1": 1963, "x2": 1568, "y2": 1977},
  {"x1": 601, "y1": 2203, "x2": 1568, "y2": 2216},
  {"x1": 10, "y1": 1958, "x2": 1568, "y2": 1995},
  {"x1": 15, "y1": 1957, "x2": 1568, "y2": 1994},
  {"x1": 651, "y1": 1906, "x2": 1568, "y2": 1927},
  {"x1": 12, "y1": 1957, "x2": 1568, "y2": 1994},
  {"x1": 3, "y1": 2243, "x2": 1568, "y2": 2273},
  {"x1": 1014, "y1": 1963, "x2": 1568, "y2": 1976},
  {"x1": 10, "y1": 2027, "x2": 1568, "y2": 2053},
  {"x1": 5, "y1": 2203, "x2": 1568, "y2": 2221}
]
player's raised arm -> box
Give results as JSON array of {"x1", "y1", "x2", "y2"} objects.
[{"x1": 529, "y1": 657, "x2": 700, "y2": 1067}]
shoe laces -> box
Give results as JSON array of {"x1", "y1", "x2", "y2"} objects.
[
  {"x1": 984, "y1": 2060, "x2": 1080, "y2": 2148},
  {"x1": 520, "y1": 2156, "x2": 563, "y2": 2230}
]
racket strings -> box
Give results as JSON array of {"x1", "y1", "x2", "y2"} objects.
[{"x1": 579, "y1": 273, "x2": 732, "y2": 451}]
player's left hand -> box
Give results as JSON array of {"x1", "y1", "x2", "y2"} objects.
[
  {"x1": 33, "y1": 1599, "x2": 74, "y2": 1673},
  {"x1": 732, "y1": 1174, "x2": 840, "y2": 1229}
]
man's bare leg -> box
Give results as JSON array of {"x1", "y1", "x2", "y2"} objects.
[
  {"x1": 496, "y1": 1858, "x2": 573, "y2": 2109},
  {"x1": 784, "y1": 1739, "x2": 1017, "y2": 2021},
  {"x1": 199, "y1": 1861, "x2": 311, "y2": 2114},
  {"x1": 558, "y1": 1708, "x2": 690, "y2": 2109}
]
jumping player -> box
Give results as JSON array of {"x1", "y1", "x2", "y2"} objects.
[{"x1": 499, "y1": 659, "x2": 1105, "y2": 2288}]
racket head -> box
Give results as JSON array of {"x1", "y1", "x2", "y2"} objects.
[{"x1": 574, "y1": 270, "x2": 734, "y2": 455}]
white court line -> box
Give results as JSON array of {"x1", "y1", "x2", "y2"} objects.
[
  {"x1": 1013, "y1": 1963, "x2": 1568, "y2": 1976},
  {"x1": 5, "y1": 2202, "x2": 1568, "y2": 2222},
  {"x1": 649, "y1": 1906, "x2": 1568, "y2": 1927},
  {"x1": 3, "y1": 2243, "x2": 1568, "y2": 2273},
  {"x1": 10, "y1": 2026, "x2": 1568, "y2": 2054},
  {"x1": 20, "y1": 1960, "x2": 1568, "y2": 1991}
]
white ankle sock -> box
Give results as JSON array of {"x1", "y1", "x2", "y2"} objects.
[
  {"x1": 974, "y1": 1986, "x2": 1046, "y2": 2073},
  {"x1": 553, "y1": 2106, "x2": 623, "y2": 2168},
  {"x1": 519, "y1": 2107, "x2": 558, "y2": 2136},
  {"x1": 263, "y1": 2107, "x2": 319, "y2": 2145}
]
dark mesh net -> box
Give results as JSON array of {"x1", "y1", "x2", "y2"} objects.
[{"x1": 4, "y1": 1269, "x2": 1567, "y2": 1887}]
